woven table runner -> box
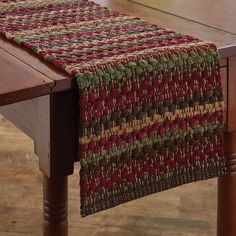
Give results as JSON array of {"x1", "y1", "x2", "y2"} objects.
[{"x1": 0, "y1": 0, "x2": 226, "y2": 217}]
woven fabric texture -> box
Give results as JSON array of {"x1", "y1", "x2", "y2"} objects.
[{"x1": 0, "y1": 0, "x2": 226, "y2": 217}]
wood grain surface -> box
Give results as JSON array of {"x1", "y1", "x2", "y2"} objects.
[
  {"x1": 130, "y1": 0, "x2": 236, "y2": 34},
  {"x1": 0, "y1": 49, "x2": 53, "y2": 106},
  {"x1": 94, "y1": 0, "x2": 236, "y2": 47},
  {"x1": 0, "y1": 38, "x2": 73, "y2": 94},
  {"x1": 0, "y1": 114, "x2": 218, "y2": 236}
]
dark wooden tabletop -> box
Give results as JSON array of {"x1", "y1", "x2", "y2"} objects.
[
  {"x1": 130, "y1": 0, "x2": 236, "y2": 35},
  {"x1": 0, "y1": 0, "x2": 236, "y2": 106},
  {"x1": 0, "y1": 38, "x2": 73, "y2": 106},
  {"x1": 0, "y1": 47, "x2": 53, "y2": 105}
]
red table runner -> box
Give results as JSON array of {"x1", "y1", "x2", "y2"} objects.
[{"x1": 0, "y1": 0, "x2": 226, "y2": 217}]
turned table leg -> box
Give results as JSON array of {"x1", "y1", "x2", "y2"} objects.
[
  {"x1": 40, "y1": 91, "x2": 77, "y2": 236},
  {"x1": 0, "y1": 91, "x2": 77, "y2": 235},
  {"x1": 43, "y1": 175, "x2": 68, "y2": 236},
  {"x1": 217, "y1": 132, "x2": 236, "y2": 236}
]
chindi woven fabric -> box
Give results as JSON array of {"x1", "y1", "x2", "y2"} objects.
[{"x1": 0, "y1": 0, "x2": 226, "y2": 217}]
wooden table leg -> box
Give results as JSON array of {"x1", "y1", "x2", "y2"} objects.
[
  {"x1": 217, "y1": 132, "x2": 236, "y2": 236},
  {"x1": 43, "y1": 175, "x2": 68, "y2": 236},
  {"x1": 0, "y1": 91, "x2": 77, "y2": 235},
  {"x1": 41, "y1": 90, "x2": 77, "y2": 236}
]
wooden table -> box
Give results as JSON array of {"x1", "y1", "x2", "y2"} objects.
[{"x1": 0, "y1": 0, "x2": 236, "y2": 235}]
